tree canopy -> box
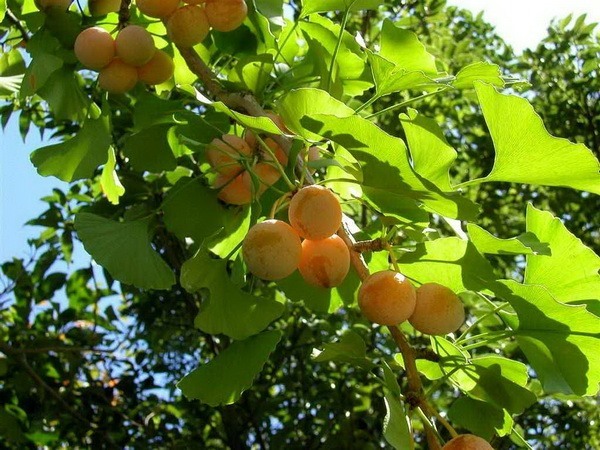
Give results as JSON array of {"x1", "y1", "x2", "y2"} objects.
[{"x1": 0, "y1": 1, "x2": 599, "y2": 449}]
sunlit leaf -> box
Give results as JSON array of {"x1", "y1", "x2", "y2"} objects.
[
  {"x1": 467, "y1": 223, "x2": 550, "y2": 256},
  {"x1": 100, "y1": 147, "x2": 125, "y2": 205}
]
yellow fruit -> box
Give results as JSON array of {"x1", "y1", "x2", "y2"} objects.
[
  {"x1": 167, "y1": 5, "x2": 210, "y2": 48},
  {"x1": 205, "y1": 0, "x2": 248, "y2": 32},
  {"x1": 74, "y1": 27, "x2": 115, "y2": 71},
  {"x1": 136, "y1": 0, "x2": 180, "y2": 18},
  {"x1": 261, "y1": 137, "x2": 288, "y2": 166},
  {"x1": 89, "y1": 0, "x2": 120, "y2": 15},
  {"x1": 242, "y1": 220, "x2": 302, "y2": 280},
  {"x1": 298, "y1": 235, "x2": 350, "y2": 288},
  {"x1": 249, "y1": 163, "x2": 281, "y2": 194},
  {"x1": 206, "y1": 134, "x2": 253, "y2": 176},
  {"x1": 358, "y1": 270, "x2": 416, "y2": 326},
  {"x1": 98, "y1": 59, "x2": 138, "y2": 94},
  {"x1": 35, "y1": 0, "x2": 71, "y2": 11},
  {"x1": 137, "y1": 50, "x2": 175, "y2": 85},
  {"x1": 288, "y1": 185, "x2": 342, "y2": 240},
  {"x1": 409, "y1": 283, "x2": 465, "y2": 335},
  {"x1": 115, "y1": 25, "x2": 156, "y2": 67},
  {"x1": 442, "y1": 435, "x2": 494, "y2": 450},
  {"x1": 184, "y1": 0, "x2": 203, "y2": 4}
]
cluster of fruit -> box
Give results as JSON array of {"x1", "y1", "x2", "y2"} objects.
[
  {"x1": 207, "y1": 131, "x2": 288, "y2": 206},
  {"x1": 161, "y1": 0, "x2": 248, "y2": 47},
  {"x1": 74, "y1": 25, "x2": 174, "y2": 93},
  {"x1": 242, "y1": 185, "x2": 351, "y2": 289},
  {"x1": 360, "y1": 273, "x2": 465, "y2": 336}
]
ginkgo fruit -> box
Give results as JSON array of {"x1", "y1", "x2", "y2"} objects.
[
  {"x1": 288, "y1": 185, "x2": 342, "y2": 240},
  {"x1": 409, "y1": 283, "x2": 465, "y2": 335},
  {"x1": 98, "y1": 59, "x2": 138, "y2": 94},
  {"x1": 137, "y1": 50, "x2": 175, "y2": 85},
  {"x1": 242, "y1": 220, "x2": 302, "y2": 280},
  {"x1": 136, "y1": 0, "x2": 180, "y2": 18},
  {"x1": 442, "y1": 434, "x2": 494, "y2": 450},
  {"x1": 358, "y1": 270, "x2": 417, "y2": 326},
  {"x1": 298, "y1": 235, "x2": 350, "y2": 288},
  {"x1": 74, "y1": 27, "x2": 115, "y2": 71},
  {"x1": 261, "y1": 137, "x2": 288, "y2": 166},
  {"x1": 215, "y1": 172, "x2": 252, "y2": 206},
  {"x1": 167, "y1": 5, "x2": 210, "y2": 48},
  {"x1": 206, "y1": 134, "x2": 253, "y2": 176},
  {"x1": 115, "y1": 25, "x2": 156, "y2": 67},
  {"x1": 35, "y1": 0, "x2": 71, "y2": 11},
  {"x1": 89, "y1": 0, "x2": 120, "y2": 15},
  {"x1": 205, "y1": 0, "x2": 248, "y2": 32}
]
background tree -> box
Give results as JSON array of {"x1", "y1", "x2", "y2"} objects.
[{"x1": 0, "y1": 0, "x2": 599, "y2": 449}]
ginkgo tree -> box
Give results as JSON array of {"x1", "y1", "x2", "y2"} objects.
[{"x1": 0, "y1": 0, "x2": 599, "y2": 448}]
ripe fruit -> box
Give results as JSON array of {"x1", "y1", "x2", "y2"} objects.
[
  {"x1": 137, "y1": 50, "x2": 175, "y2": 85},
  {"x1": 358, "y1": 271, "x2": 416, "y2": 326},
  {"x1": 409, "y1": 283, "x2": 465, "y2": 335},
  {"x1": 74, "y1": 27, "x2": 115, "y2": 71},
  {"x1": 262, "y1": 138, "x2": 288, "y2": 166},
  {"x1": 442, "y1": 434, "x2": 494, "y2": 450},
  {"x1": 288, "y1": 185, "x2": 342, "y2": 240},
  {"x1": 35, "y1": 0, "x2": 71, "y2": 11},
  {"x1": 242, "y1": 220, "x2": 302, "y2": 280},
  {"x1": 167, "y1": 5, "x2": 210, "y2": 48},
  {"x1": 205, "y1": 0, "x2": 248, "y2": 32},
  {"x1": 98, "y1": 59, "x2": 138, "y2": 94},
  {"x1": 207, "y1": 135, "x2": 253, "y2": 176},
  {"x1": 137, "y1": 0, "x2": 180, "y2": 19},
  {"x1": 298, "y1": 235, "x2": 350, "y2": 288},
  {"x1": 216, "y1": 172, "x2": 252, "y2": 205},
  {"x1": 115, "y1": 25, "x2": 156, "y2": 67},
  {"x1": 89, "y1": 0, "x2": 120, "y2": 15}
]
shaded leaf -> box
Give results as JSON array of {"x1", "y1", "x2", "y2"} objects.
[
  {"x1": 312, "y1": 330, "x2": 374, "y2": 369},
  {"x1": 467, "y1": 223, "x2": 550, "y2": 256},
  {"x1": 31, "y1": 112, "x2": 111, "y2": 182},
  {"x1": 181, "y1": 251, "x2": 284, "y2": 340},
  {"x1": 178, "y1": 330, "x2": 282, "y2": 405},
  {"x1": 75, "y1": 213, "x2": 175, "y2": 290}
]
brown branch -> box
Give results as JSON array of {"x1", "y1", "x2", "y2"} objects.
[
  {"x1": 5, "y1": 8, "x2": 30, "y2": 42},
  {"x1": 352, "y1": 238, "x2": 386, "y2": 253},
  {"x1": 118, "y1": 0, "x2": 131, "y2": 29},
  {"x1": 0, "y1": 344, "x2": 110, "y2": 355}
]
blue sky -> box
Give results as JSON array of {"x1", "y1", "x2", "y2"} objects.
[{"x1": 2, "y1": 1, "x2": 600, "y2": 263}]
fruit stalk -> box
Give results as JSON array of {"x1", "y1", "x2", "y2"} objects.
[{"x1": 118, "y1": 0, "x2": 131, "y2": 29}]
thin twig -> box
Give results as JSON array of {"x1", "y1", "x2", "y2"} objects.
[
  {"x1": 15, "y1": 353, "x2": 96, "y2": 427},
  {"x1": 118, "y1": 0, "x2": 131, "y2": 29},
  {"x1": 5, "y1": 8, "x2": 30, "y2": 42}
]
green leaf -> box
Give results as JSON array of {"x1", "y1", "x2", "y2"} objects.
[
  {"x1": 497, "y1": 280, "x2": 600, "y2": 396},
  {"x1": 448, "y1": 397, "x2": 513, "y2": 440},
  {"x1": 452, "y1": 62, "x2": 504, "y2": 89},
  {"x1": 123, "y1": 125, "x2": 178, "y2": 173},
  {"x1": 181, "y1": 251, "x2": 285, "y2": 340},
  {"x1": 382, "y1": 390, "x2": 412, "y2": 450},
  {"x1": 161, "y1": 177, "x2": 227, "y2": 245},
  {"x1": 312, "y1": 330, "x2": 375, "y2": 369},
  {"x1": 0, "y1": 408, "x2": 25, "y2": 443},
  {"x1": 31, "y1": 112, "x2": 112, "y2": 182},
  {"x1": 302, "y1": 113, "x2": 480, "y2": 220},
  {"x1": 276, "y1": 268, "x2": 360, "y2": 313},
  {"x1": 469, "y1": 83, "x2": 600, "y2": 194},
  {"x1": 379, "y1": 20, "x2": 437, "y2": 74},
  {"x1": 0, "y1": 0, "x2": 5, "y2": 21},
  {"x1": 230, "y1": 53, "x2": 274, "y2": 95},
  {"x1": 277, "y1": 88, "x2": 355, "y2": 141},
  {"x1": 368, "y1": 52, "x2": 437, "y2": 97},
  {"x1": 0, "y1": 355, "x2": 7, "y2": 376},
  {"x1": 100, "y1": 147, "x2": 125, "y2": 205},
  {"x1": 20, "y1": 31, "x2": 64, "y2": 97},
  {"x1": 75, "y1": 213, "x2": 176, "y2": 290},
  {"x1": 400, "y1": 108, "x2": 456, "y2": 191},
  {"x1": 398, "y1": 238, "x2": 497, "y2": 294},
  {"x1": 36, "y1": 67, "x2": 90, "y2": 122},
  {"x1": 524, "y1": 205, "x2": 600, "y2": 311},
  {"x1": 300, "y1": 0, "x2": 380, "y2": 17},
  {"x1": 467, "y1": 223, "x2": 550, "y2": 256},
  {"x1": 178, "y1": 330, "x2": 282, "y2": 406}
]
